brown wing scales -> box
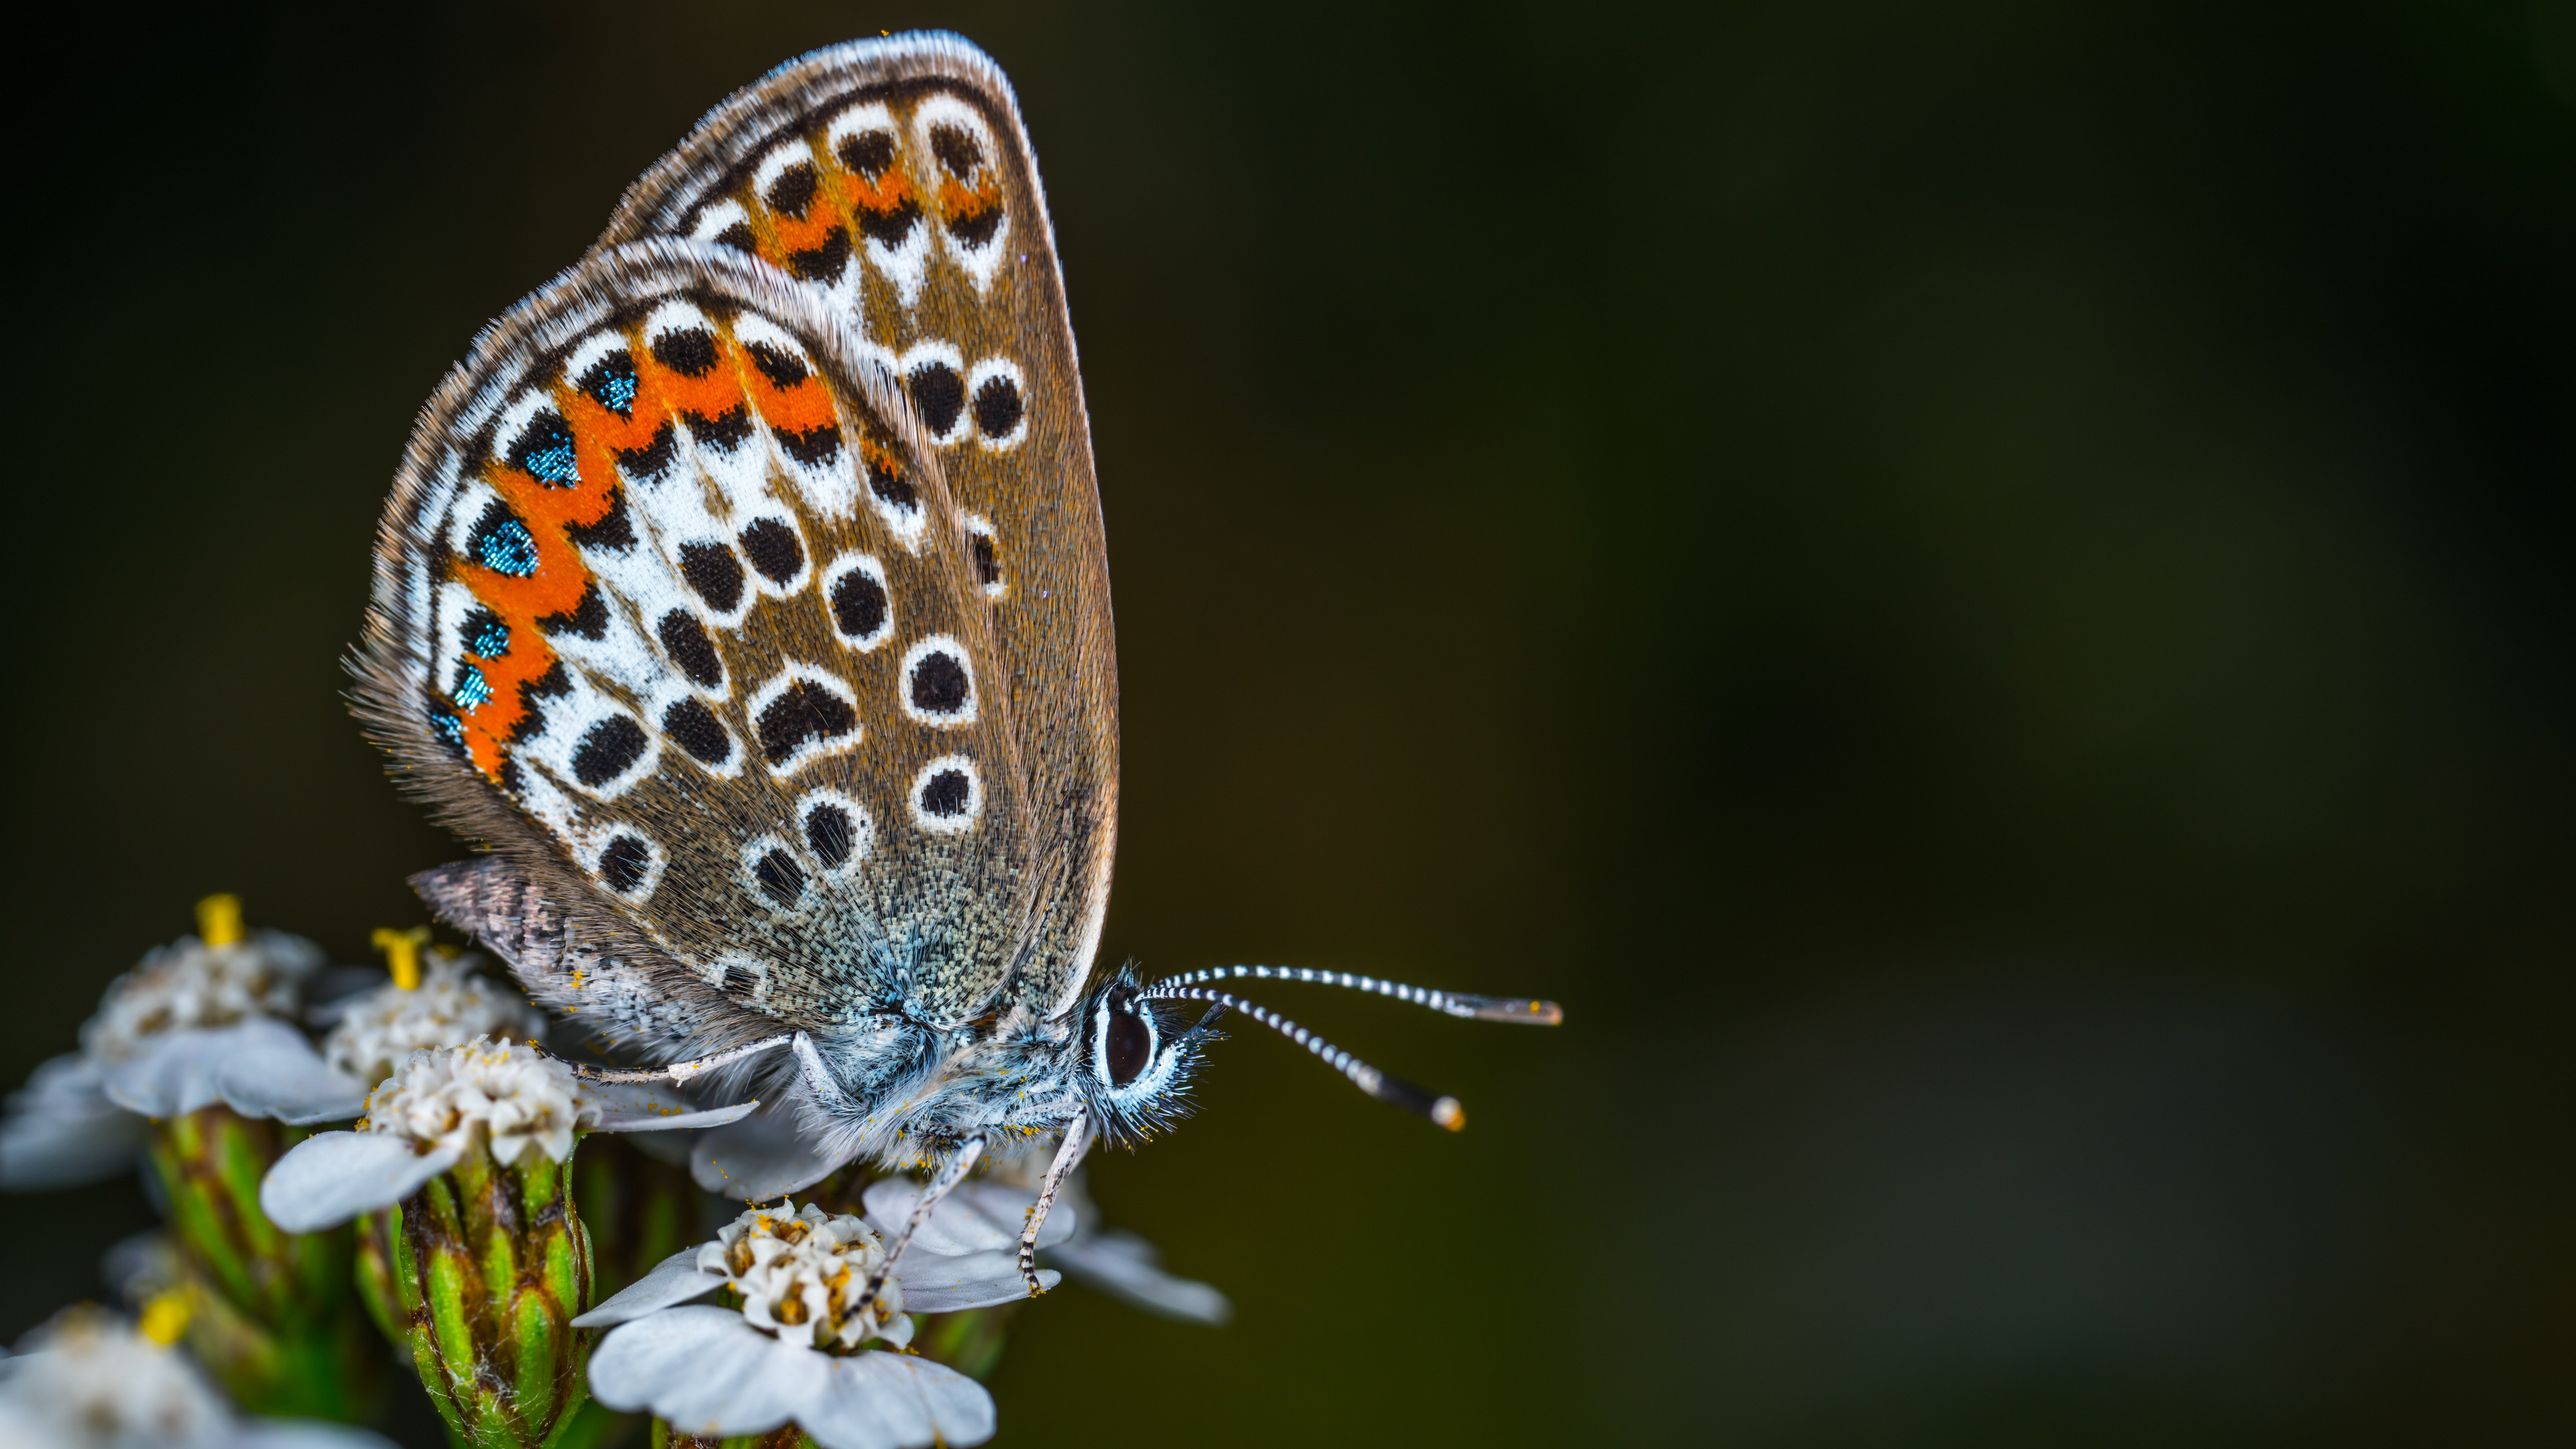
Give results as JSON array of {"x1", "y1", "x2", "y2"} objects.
[{"x1": 602, "y1": 38, "x2": 1118, "y2": 1025}]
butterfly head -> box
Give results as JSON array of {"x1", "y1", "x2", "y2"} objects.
[{"x1": 1076, "y1": 967, "x2": 1215, "y2": 1146}]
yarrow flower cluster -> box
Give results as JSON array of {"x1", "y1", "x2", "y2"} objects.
[
  {"x1": 321, "y1": 950, "x2": 545, "y2": 1087},
  {"x1": 705, "y1": 1202, "x2": 902, "y2": 1352},
  {"x1": 79, "y1": 925, "x2": 319, "y2": 1066},
  {"x1": 260, "y1": 1037, "x2": 755, "y2": 1234},
  {"x1": 572, "y1": 1190, "x2": 1060, "y2": 1449},
  {"x1": 0, "y1": 1307, "x2": 388, "y2": 1449},
  {"x1": 360, "y1": 1036, "x2": 589, "y2": 1165},
  {"x1": 0, "y1": 899, "x2": 328, "y2": 1189}
]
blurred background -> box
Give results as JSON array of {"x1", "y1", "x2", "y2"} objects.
[{"x1": 5, "y1": 1, "x2": 2569, "y2": 1444}]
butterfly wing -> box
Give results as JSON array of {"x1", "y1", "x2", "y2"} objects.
[
  {"x1": 360, "y1": 239, "x2": 1054, "y2": 1048},
  {"x1": 597, "y1": 34, "x2": 1116, "y2": 1027}
]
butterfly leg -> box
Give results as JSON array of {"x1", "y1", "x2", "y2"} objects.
[
  {"x1": 860, "y1": 1132, "x2": 987, "y2": 1315},
  {"x1": 1017, "y1": 1110, "x2": 1092, "y2": 1295}
]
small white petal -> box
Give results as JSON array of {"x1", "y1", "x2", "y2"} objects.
[
  {"x1": 213, "y1": 1021, "x2": 370, "y2": 1125},
  {"x1": 0, "y1": 1055, "x2": 144, "y2": 1190},
  {"x1": 588, "y1": 1081, "x2": 759, "y2": 1134},
  {"x1": 801, "y1": 1351, "x2": 996, "y2": 1449},
  {"x1": 258, "y1": 1132, "x2": 459, "y2": 1232},
  {"x1": 1048, "y1": 1229, "x2": 1233, "y2": 1325},
  {"x1": 588, "y1": 1306, "x2": 829, "y2": 1437},
  {"x1": 861, "y1": 1178, "x2": 1075, "y2": 1256},
  {"x1": 898, "y1": 1254, "x2": 1057, "y2": 1314},
  {"x1": 691, "y1": 1106, "x2": 857, "y2": 1199},
  {"x1": 103, "y1": 1022, "x2": 271, "y2": 1117},
  {"x1": 571, "y1": 1248, "x2": 727, "y2": 1328}
]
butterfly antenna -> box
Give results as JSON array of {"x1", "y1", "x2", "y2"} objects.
[
  {"x1": 1148, "y1": 965, "x2": 1563, "y2": 1026},
  {"x1": 1139, "y1": 985, "x2": 1469, "y2": 1130}
]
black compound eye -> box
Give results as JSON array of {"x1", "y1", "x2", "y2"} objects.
[{"x1": 1104, "y1": 999, "x2": 1152, "y2": 1087}]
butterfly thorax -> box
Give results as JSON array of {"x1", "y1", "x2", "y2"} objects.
[{"x1": 795, "y1": 1008, "x2": 1085, "y2": 1169}]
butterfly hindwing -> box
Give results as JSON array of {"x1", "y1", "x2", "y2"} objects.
[
  {"x1": 599, "y1": 33, "x2": 1117, "y2": 1028},
  {"x1": 362, "y1": 239, "x2": 1040, "y2": 1044}
]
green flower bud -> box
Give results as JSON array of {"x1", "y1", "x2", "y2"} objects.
[
  {"x1": 148, "y1": 1104, "x2": 380, "y2": 1421},
  {"x1": 383, "y1": 1121, "x2": 594, "y2": 1448}
]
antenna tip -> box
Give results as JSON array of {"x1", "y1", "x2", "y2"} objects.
[
  {"x1": 1466, "y1": 996, "x2": 1565, "y2": 1026},
  {"x1": 1431, "y1": 1097, "x2": 1466, "y2": 1131}
]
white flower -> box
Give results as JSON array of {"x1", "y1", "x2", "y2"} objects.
[
  {"x1": 258, "y1": 1038, "x2": 757, "y2": 1233},
  {"x1": 702, "y1": 1202, "x2": 904, "y2": 1351},
  {"x1": 319, "y1": 950, "x2": 545, "y2": 1087},
  {"x1": 0, "y1": 1305, "x2": 390, "y2": 1449},
  {"x1": 1, "y1": 906, "x2": 327, "y2": 1189},
  {"x1": 573, "y1": 1191, "x2": 1060, "y2": 1449},
  {"x1": 363, "y1": 1035, "x2": 589, "y2": 1166},
  {"x1": 0, "y1": 1055, "x2": 146, "y2": 1191},
  {"x1": 79, "y1": 926, "x2": 319, "y2": 1067}
]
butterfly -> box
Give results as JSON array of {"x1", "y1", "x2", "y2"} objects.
[{"x1": 356, "y1": 31, "x2": 1560, "y2": 1301}]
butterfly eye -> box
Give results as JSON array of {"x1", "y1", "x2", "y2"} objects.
[{"x1": 1102, "y1": 996, "x2": 1154, "y2": 1089}]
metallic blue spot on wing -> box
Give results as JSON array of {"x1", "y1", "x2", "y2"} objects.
[
  {"x1": 468, "y1": 503, "x2": 541, "y2": 578},
  {"x1": 509, "y1": 409, "x2": 582, "y2": 487}
]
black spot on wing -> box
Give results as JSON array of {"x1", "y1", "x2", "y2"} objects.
[
  {"x1": 930, "y1": 125, "x2": 983, "y2": 177},
  {"x1": 754, "y1": 848, "x2": 806, "y2": 908},
  {"x1": 867, "y1": 455, "x2": 916, "y2": 511},
  {"x1": 777, "y1": 424, "x2": 841, "y2": 467},
  {"x1": 616, "y1": 421, "x2": 676, "y2": 480},
  {"x1": 909, "y1": 650, "x2": 970, "y2": 715},
  {"x1": 830, "y1": 570, "x2": 886, "y2": 640},
  {"x1": 686, "y1": 405, "x2": 753, "y2": 452},
  {"x1": 949, "y1": 207, "x2": 1004, "y2": 248},
  {"x1": 969, "y1": 531, "x2": 999, "y2": 588},
  {"x1": 661, "y1": 697, "x2": 731, "y2": 765},
  {"x1": 920, "y1": 767, "x2": 972, "y2": 818},
  {"x1": 657, "y1": 610, "x2": 724, "y2": 688},
  {"x1": 539, "y1": 582, "x2": 608, "y2": 640},
  {"x1": 906, "y1": 362, "x2": 965, "y2": 437},
  {"x1": 973, "y1": 374, "x2": 1023, "y2": 438},
  {"x1": 571, "y1": 714, "x2": 647, "y2": 787},
  {"x1": 805, "y1": 803, "x2": 854, "y2": 867},
  {"x1": 837, "y1": 130, "x2": 894, "y2": 178},
  {"x1": 566, "y1": 487, "x2": 635, "y2": 551},
  {"x1": 789, "y1": 227, "x2": 851, "y2": 284},
  {"x1": 765, "y1": 161, "x2": 818, "y2": 218},
  {"x1": 756, "y1": 682, "x2": 857, "y2": 765},
  {"x1": 679, "y1": 543, "x2": 745, "y2": 612},
  {"x1": 651, "y1": 328, "x2": 719, "y2": 378},
  {"x1": 712, "y1": 221, "x2": 755, "y2": 254},
  {"x1": 600, "y1": 834, "x2": 651, "y2": 893},
  {"x1": 745, "y1": 343, "x2": 808, "y2": 389},
  {"x1": 738, "y1": 519, "x2": 804, "y2": 584},
  {"x1": 856, "y1": 200, "x2": 921, "y2": 248}
]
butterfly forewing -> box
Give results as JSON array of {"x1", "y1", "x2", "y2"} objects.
[
  {"x1": 362, "y1": 241, "x2": 1040, "y2": 1039},
  {"x1": 600, "y1": 34, "x2": 1117, "y2": 1026}
]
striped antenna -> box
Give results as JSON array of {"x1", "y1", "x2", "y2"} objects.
[
  {"x1": 1148, "y1": 965, "x2": 1564, "y2": 1026},
  {"x1": 1138, "y1": 985, "x2": 1468, "y2": 1131}
]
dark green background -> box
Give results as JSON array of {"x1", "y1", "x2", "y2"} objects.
[{"x1": 6, "y1": 1, "x2": 2569, "y2": 1444}]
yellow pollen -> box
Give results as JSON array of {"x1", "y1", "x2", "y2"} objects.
[
  {"x1": 140, "y1": 1291, "x2": 191, "y2": 1346},
  {"x1": 195, "y1": 894, "x2": 244, "y2": 949},
  {"x1": 372, "y1": 926, "x2": 431, "y2": 990}
]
